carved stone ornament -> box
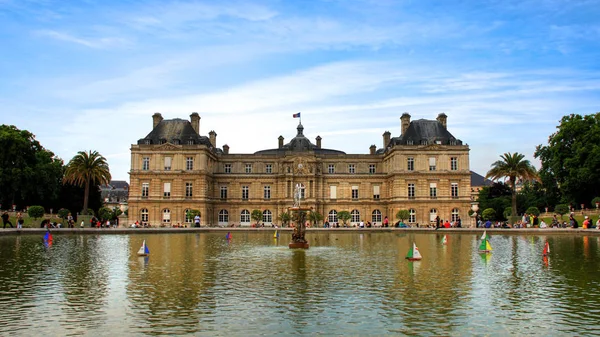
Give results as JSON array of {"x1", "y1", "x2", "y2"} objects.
[{"x1": 294, "y1": 159, "x2": 311, "y2": 175}]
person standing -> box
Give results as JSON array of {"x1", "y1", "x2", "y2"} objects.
[
  {"x1": 16, "y1": 212, "x2": 23, "y2": 229},
  {"x1": 383, "y1": 216, "x2": 389, "y2": 228},
  {"x1": 2, "y1": 211, "x2": 13, "y2": 228},
  {"x1": 194, "y1": 214, "x2": 201, "y2": 227}
]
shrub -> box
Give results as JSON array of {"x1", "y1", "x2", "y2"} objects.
[
  {"x1": 482, "y1": 208, "x2": 496, "y2": 221},
  {"x1": 554, "y1": 204, "x2": 569, "y2": 219},
  {"x1": 57, "y1": 208, "x2": 70, "y2": 220},
  {"x1": 98, "y1": 207, "x2": 113, "y2": 221},
  {"x1": 396, "y1": 209, "x2": 409, "y2": 222},
  {"x1": 525, "y1": 206, "x2": 540, "y2": 216},
  {"x1": 503, "y1": 207, "x2": 512, "y2": 220},
  {"x1": 27, "y1": 206, "x2": 45, "y2": 220}
]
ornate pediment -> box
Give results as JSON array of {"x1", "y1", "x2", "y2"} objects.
[
  {"x1": 154, "y1": 143, "x2": 181, "y2": 151},
  {"x1": 293, "y1": 157, "x2": 313, "y2": 175}
]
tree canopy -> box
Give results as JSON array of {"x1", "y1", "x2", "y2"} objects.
[
  {"x1": 63, "y1": 150, "x2": 111, "y2": 213},
  {"x1": 535, "y1": 113, "x2": 600, "y2": 206}
]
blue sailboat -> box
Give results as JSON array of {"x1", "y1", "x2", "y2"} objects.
[{"x1": 137, "y1": 240, "x2": 150, "y2": 256}]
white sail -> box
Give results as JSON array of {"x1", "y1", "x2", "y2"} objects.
[
  {"x1": 137, "y1": 240, "x2": 148, "y2": 256},
  {"x1": 481, "y1": 231, "x2": 487, "y2": 240},
  {"x1": 412, "y1": 243, "x2": 422, "y2": 259}
]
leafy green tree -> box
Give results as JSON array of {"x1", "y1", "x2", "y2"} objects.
[
  {"x1": 27, "y1": 205, "x2": 45, "y2": 222},
  {"x1": 57, "y1": 208, "x2": 70, "y2": 221},
  {"x1": 486, "y1": 152, "x2": 539, "y2": 217},
  {"x1": 251, "y1": 209, "x2": 263, "y2": 225},
  {"x1": 63, "y1": 150, "x2": 111, "y2": 214},
  {"x1": 396, "y1": 209, "x2": 409, "y2": 222},
  {"x1": 482, "y1": 208, "x2": 496, "y2": 221},
  {"x1": 535, "y1": 113, "x2": 600, "y2": 206},
  {"x1": 477, "y1": 183, "x2": 511, "y2": 219},
  {"x1": 278, "y1": 211, "x2": 291, "y2": 227},
  {"x1": 0, "y1": 125, "x2": 63, "y2": 210},
  {"x1": 307, "y1": 211, "x2": 323, "y2": 227},
  {"x1": 337, "y1": 211, "x2": 351, "y2": 226},
  {"x1": 503, "y1": 207, "x2": 512, "y2": 220},
  {"x1": 98, "y1": 207, "x2": 113, "y2": 221},
  {"x1": 525, "y1": 206, "x2": 540, "y2": 216},
  {"x1": 186, "y1": 209, "x2": 201, "y2": 220},
  {"x1": 112, "y1": 207, "x2": 123, "y2": 218},
  {"x1": 554, "y1": 204, "x2": 569, "y2": 219}
]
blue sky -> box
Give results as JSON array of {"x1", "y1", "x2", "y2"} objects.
[{"x1": 1, "y1": 0, "x2": 599, "y2": 180}]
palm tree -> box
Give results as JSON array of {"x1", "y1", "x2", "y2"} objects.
[
  {"x1": 486, "y1": 152, "x2": 538, "y2": 217},
  {"x1": 63, "y1": 150, "x2": 111, "y2": 214}
]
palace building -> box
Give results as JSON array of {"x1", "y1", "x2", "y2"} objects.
[{"x1": 128, "y1": 112, "x2": 471, "y2": 227}]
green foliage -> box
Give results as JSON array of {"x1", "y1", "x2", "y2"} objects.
[
  {"x1": 63, "y1": 150, "x2": 111, "y2": 213},
  {"x1": 481, "y1": 208, "x2": 496, "y2": 221},
  {"x1": 518, "y1": 181, "x2": 555, "y2": 214},
  {"x1": 337, "y1": 211, "x2": 351, "y2": 225},
  {"x1": 396, "y1": 209, "x2": 409, "y2": 221},
  {"x1": 307, "y1": 211, "x2": 323, "y2": 226},
  {"x1": 535, "y1": 113, "x2": 600, "y2": 206},
  {"x1": 124, "y1": 209, "x2": 128, "y2": 216},
  {"x1": 278, "y1": 212, "x2": 291, "y2": 226},
  {"x1": 503, "y1": 207, "x2": 512, "y2": 219},
  {"x1": 186, "y1": 209, "x2": 201, "y2": 219},
  {"x1": 554, "y1": 204, "x2": 569, "y2": 219},
  {"x1": 486, "y1": 152, "x2": 539, "y2": 217},
  {"x1": 251, "y1": 209, "x2": 263, "y2": 224},
  {"x1": 477, "y1": 183, "x2": 511, "y2": 220},
  {"x1": 525, "y1": 206, "x2": 540, "y2": 216},
  {"x1": 0, "y1": 125, "x2": 64, "y2": 210},
  {"x1": 592, "y1": 197, "x2": 600, "y2": 207},
  {"x1": 27, "y1": 205, "x2": 45, "y2": 220},
  {"x1": 57, "y1": 208, "x2": 70, "y2": 220},
  {"x1": 112, "y1": 207, "x2": 123, "y2": 218},
  {"x1": 84, "y1": 208, "x2": 95, "y2": 216},
  {"x1": 98, "y1": 207, "x2": 113, "y2": 221}
]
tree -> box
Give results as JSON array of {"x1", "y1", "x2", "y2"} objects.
[
  {"x1": 525, "y1": 206, "x2": 540, "y2": 216},
  {"x1": 482, "y1": 208, "x2": 496, "y2": 221},
  {"x1": 27, "y1": 205, "x2": 45, "y2": 223},
  {"x1": 535, "y1": 113, "x2": 600, "y2": 206},
  {"x1": 98, "y1": 207, "x2": 113, "y2": 221},
  {"x1": 477, "y1": 183, "x2": 511, "y2": 220},
  {"x1": 63, "y1": 150, "x2": 111, "y2": 214},
  {"x1": 112, "y1": 207, "x2": 123, "y2": 218},
  {"x1": 251, "y1": 209, "x2": 263, "y2": 225},
  {"x1": 337, "y1": 211, "x2": 351, "y2": 227},
  {"x1": 486, "y1": 152, "x2": 539, "y2": 217},
  {"x1": 307, "y1": 211, "x2": 323, "y2": 227},
  {"x1": 503, "y1": 207, "x2": 512, "y2": 220},
  {"x1": 396, "y1": 209, "x2": 409, "y2": 222},
  {"x1": 57, "y1": 208, "x2": 70, "y2": 221},
  {"x1": 0, "y1": 125, "x2": 63, "y2": 210},
  {"x1": 554, "y1": 204, "x2": 569, "y2": 219},
  {"x1": 278, "y1": 211, "x2": 291, "y2": 227}
]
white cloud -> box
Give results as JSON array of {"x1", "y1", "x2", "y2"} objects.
[{"x1": 35, "y1": 29, "x2": 127, "y2": 48}]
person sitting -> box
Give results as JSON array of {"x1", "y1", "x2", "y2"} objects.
[{"x1": 540, "y1": 220, "x2": 548, "y2": 229}]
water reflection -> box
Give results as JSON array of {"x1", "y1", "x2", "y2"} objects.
[{"x1": 0, "y1": 232, "x2": 599, "y2": 336}]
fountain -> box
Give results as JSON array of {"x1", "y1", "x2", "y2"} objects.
[{"x1": 289, "y1": 183, "x2": 310, "y2": 249}]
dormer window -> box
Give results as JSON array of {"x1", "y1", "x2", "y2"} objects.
[
  {"x1": 435, "y1": 140, "x2": 442, "y2": 145},
  {"x1": 406, "y1": 140, "x2": 413, "y2": 145},
  {"x1": 187, "y1": 139, "x2": 194, "y2": 145},
  {"x1": 450, "y1": 140, "x2": 457, "y2": 145},
  {"x1": 144, "y1": 139, "x2": 151, "y2": 145},
  {"x1": 421, "y1": 139, "x2": 428, "y2": 145},
  {"x1": 159, "y1": 139, "x2": 167, "y2": 145}
]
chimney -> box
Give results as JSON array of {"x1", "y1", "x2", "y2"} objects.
[
  {"x1": 436, "y1": 113, "x2": 447, "y2": 129},
  {"x1": 369, "y1": 144, "x2": 376, "y2": 155},
  {"x1": 223, "y1": 144, "x2": 229, "y2": 154},
  {"x1": 316, "y1": 136, "x2": 322, "y2": 149},
  {"x1": 383, "y1": 131, "x2": 391, "y2": 148},
  {"x1": 278, "y1": 135, "x2": 284, "y2": 149},
  {"x1": 209, "y1": 130, "x2": 217, "y2": 147},
  {"x1": 152, "y1": 112, "x2": 163, "y2": 129},
  {"x1": 401, "y1": 113, "x2": 411, "y2": 135},
  {"x1": 190, "y1": 112, "x2": 200, "y2": 134}
]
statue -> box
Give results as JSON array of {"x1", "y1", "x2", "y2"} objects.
[
  {"x1": 289, "y1": 183, "x2": 309, "y2": 249},
  {"x1": 293, "y1": 183, "x2": 302, "y2": 207}
]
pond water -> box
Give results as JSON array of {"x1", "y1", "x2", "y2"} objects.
[{"x1": 0, "y1": 232, "x2": 599, "y2": 336}]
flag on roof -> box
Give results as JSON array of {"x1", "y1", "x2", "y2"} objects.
[{"x1": 293, "y1": 112, "x2": 301, "y2": 118}]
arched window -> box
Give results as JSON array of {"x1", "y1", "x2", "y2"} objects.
[
  {"x1": 163, "y1": 209, "x2": 171, "y2": 224},
  {"x1": 409, "y1": 209, "x2": 416, "y2": 223},
  {"x1": 452, "y1": 208, "x2": 460, "y2": 222},
  {"x1": 263, "y1": 210, "x2": 272, "y2": 223},
  {"x1": 328, "y1": 210, "x2": 338, "y2": 223},
  {"x1": 429, "y1": 208, "x2": 437, "y2": 222},
  {"x1": 219, "y1": 209, "x2": 229, "y2": 223},
  {"x1": 372, "y1": 209, "x2": 382, "y2": 223},
  {"x1": 141, "y1": 208, "x2": 149, "y2": 223},
  {"x1": 351, "y1": 209, "x2": 360, "y2": 223},
  {"x1": 240, "y1": 209, "x2": 250, "y2": 223},
  {"x1": 184, "y1": 209, "x2": 192, "y2": 223}
]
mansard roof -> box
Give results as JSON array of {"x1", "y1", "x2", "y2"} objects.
[
  {"x1": 254, "y1": 123, "x2": 345, "y2": 155},
  {"x1": 137, "y1": 118, "x2": 213, "y2": 147},
  {"x1": 388, "y1": 119, "x2": 462, "y2": 147}
]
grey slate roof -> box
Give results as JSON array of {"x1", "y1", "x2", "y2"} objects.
[
  {"x1": 254, "y1": 123, "x2": 346, "y2": 155},
  {"x1": 100, "y1": 180, "x2": 130, "y2": 202},
  {"x1": 137, "y1": 118, "x2": 213, "y2": 147},
  {"x1": 388, "y1": 119, "x2": 462, "y2": 147},
  {"x1": 471, "y1": 171, "x2": 493, "y2": 187}
]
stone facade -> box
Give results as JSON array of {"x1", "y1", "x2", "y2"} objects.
[{"x1": 128, "y1": 113, "x2": 471, "y2": 227}]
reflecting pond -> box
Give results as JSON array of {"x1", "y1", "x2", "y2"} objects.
[{"x1": 1, "y1": 232, "x2": 599, "y2": 336}]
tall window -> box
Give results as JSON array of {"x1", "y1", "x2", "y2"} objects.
[
  {"x1": 245, "y1": 164, "x2": 252, "y2": 173},
  {"x1": 185, "y1": 182, "x2": 193, "y2": 198},
  {"x1": 452, "y1": 208, "x2": 460, "y2": 222},
  {"x1": 373, "y1": 185, "x2": 380, "y2": 199},
  {"x1": 328, "y1": 164, "x2": 335, "y2": 174},
  {"x1": 142, "y1": 157, "x2": 150, "y2": 171},
  {"x1": 429, "y1": 182, "x2": 437, "y2": 199},
  {"x1": 266, "y1": 164, "x2": 272, "y2": 173},
  {"x1": 242, "y1": 186, "x2": 249, "y2": 200},
  {"x1": 142, "y1": 183, "x2": 149, "y2": 198},
  {"x1": 162, "y1": 209, "x2": 171, "y2": 224},
  {"x1": 141, "y1": 208, "x2": 149, "y2": 223},
  {"x1": 163, "y1": 182, "x2": 171, "y2": 198},
  {"x1": 330, "y1": 185, "x2": 337, "y2": 199},
  {"x1": 352, "y1": 186, "x2": 359, "y2": 200},
  {"x1": 220, "y1": 186, "x2": 228, "y2": 199},
  {"x1": 240, "y1": 210, "x2": 250, "y2": 223},
  {"x1": 372, "y1": 209, "x2": 382, "y2": 223},
  {"x1": 407, "y1": 157, "x2": 414, "y2": 171},
  {"x1": 186, "y1": 157, "x2": 194, "y2": 170},
  {"x1": 408, "y1": 183, "x2": 415, "y2": 199},
  {"x1": 164, "y1": 156, "x2": 172, "y2": 171},
  {"x1": 409, "y1": 209, "x2": 416, "y2": 223},
  {"x1": 219, "y1": 209, "x2": 229, "y2": 223},
  {"x1": 351, "y1": 209, "x2": 360, "y2": 223},
  {"x1": 429, "y1": 157, "x2": 436, "y2": 171},
  {"x1": 224, "y1": 164, "x2": 231, "y2": 173},
  {"x1": 450, "y1": 157, "x2": 458, "y2": 171},
  {"x1": 348, "y1": 164, "x2": 355, "y2": 174},
  {"x1": 300, "y1": 185, "x2": 305, "y2": 199},
  {"x1": 430, "y1": 208, "x2": 437, "y2": 222},
  {"x1": 264, "y1": 185, "x2": 271, "y2": 199},
  {"x1": 262, "y1": 210, "x2": 272, "y2": 223},
  {"x1": 184, "y1": 209, "x2": 192, "y2": 223},
  {"x1": 369, "y1": 164, "x2": 376, "y2": 174},
  {"x1": 451, "y1": 183, "x2": 459, "y2": 198},
  {"x1": 328, "y1": 210, "x2": 338, "y2": 223}
]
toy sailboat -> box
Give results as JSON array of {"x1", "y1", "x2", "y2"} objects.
[
  {"x1": 542, "y1": 241, "x2": 550, "y2": 256},
  {"x1": 274, "y1": 230, "x2": 279, "y2": 239},
  {"x1": 405, "y1": 242, "x2": 422, "y2": 261},
  {"x1": 137, "y1": 240, "x2": 150, "y2": 256},
  {"x1": 226, "y1": 232, "x2": 232, "y2": 240},
  {"x1": 478, "y1": 231, "x2": 492, "y2": 253},
  {"x1": 442, "y1": 235, "x2": 448, "y2": 245}
]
